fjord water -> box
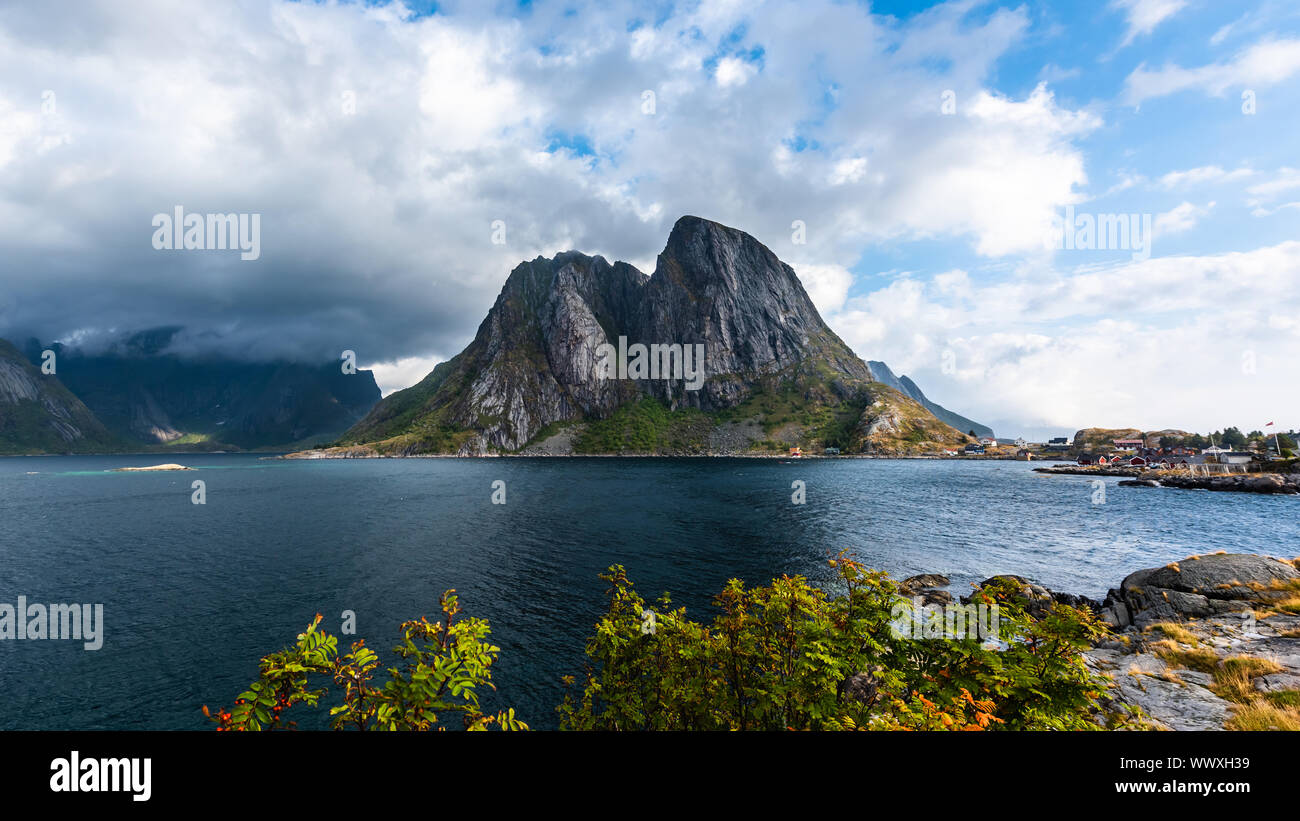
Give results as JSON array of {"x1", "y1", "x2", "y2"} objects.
[{"x1": 1, "y1": 454, "x2": 1295, "y2": 730}]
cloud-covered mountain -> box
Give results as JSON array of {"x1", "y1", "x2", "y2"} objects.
[{"x1": 24, "y1": 330, "x2": 381, "y2": 451}]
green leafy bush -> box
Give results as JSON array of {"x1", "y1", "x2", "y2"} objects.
[
  {"x1": 210, "y1": 558, "x2": 1111, "y2": 732},
  {"x1": 559, "y1": 555, "x2": 1109, "y2": 730},
  {"x1": 204, "y1": 591, "x2": 525, "y2": 731}
]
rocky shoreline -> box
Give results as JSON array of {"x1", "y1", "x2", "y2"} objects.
[
  {"x1": 281, "y1": 447, "x2": 1027, "y2": 460},
  {"x1": 1036, "y1": 463, "x2": 1300, "y2": 495},
  {"x1": 905, "y1": 553, "x2": 1300, "y2": 730}
]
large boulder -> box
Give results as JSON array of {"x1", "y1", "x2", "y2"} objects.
[
  {"x1": 1101, "y1": 553, "x2": 1300, "y2": 628},
  {"x1": 899, "y1": 573, "x2": 952, "y2": 605}
]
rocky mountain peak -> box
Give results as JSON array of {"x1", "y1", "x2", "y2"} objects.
[{"x1": 335, "y1": 217, "x2": 969, "y2": 455}]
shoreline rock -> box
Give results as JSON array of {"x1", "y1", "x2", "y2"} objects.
[
  {"x1": 1037, "y1": 463, "x2": 1300, "y2": 494},
  {"x1": 1099, "y1": 553, "x2": 1300, "y2": 629},
  {"x1": 906, "y1": 552, "x2": 1300, "y2": 730}
]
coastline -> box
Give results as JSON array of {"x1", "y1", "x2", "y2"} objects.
[
  {"x1": 275, "y1": 448, "x2": 1029, "y2": 461},
  {"x1": 1035, "y1": 462, "x2": 1300, "y2": 495}
]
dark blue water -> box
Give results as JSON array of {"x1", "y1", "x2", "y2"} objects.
[{"x1": 1, "y1": 454, "x2": 1295, "y2": 729}]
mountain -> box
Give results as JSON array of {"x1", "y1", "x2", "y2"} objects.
[
  {"x1": 26, "y1": 329, "x2": 381, "y2": 450},
  {"x1": 0, "y1": 338, "x2": 121, "y2": 454},
  {"x1": 329, "y1": 216, "x2": 972, "y2": 456},
  {"x1": 866, "y1": 360, "x2": 993, "y2": 438}
]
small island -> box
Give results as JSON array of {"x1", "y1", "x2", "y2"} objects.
[{"x1": 110, "y1": 463, "x2": 194, "y2": 472}]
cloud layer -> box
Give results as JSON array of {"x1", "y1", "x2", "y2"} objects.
[
  {"x1": 0, "y1": 2, "x2": 1086, "y2": 360},
  {"x1": 1, "y1": 0, "x2": 1297, "y2": 436}
]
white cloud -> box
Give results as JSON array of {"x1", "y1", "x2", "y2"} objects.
[
  {"x1": 885, "y1": 83, "x2": 1100, "y2": 257},
  {"x1": 365, "y1": 354, "x2": 443, "y2": 397},
  {"x1": 0, "y1": 0, "x2": 1103, "y2": 375},
  {"x1": 791, "y1": 263, "x2": 854, "y2": 315},
  {"x1": 825, "y1": 242, "x2": 1300, "y2": 436},
  {"x1": 1155, "y1": 201, "x2": 1213, "y2": 234},
  {"x1": 1247, "y1": 167, "x2": 1300, "y2": 199},
  {"x1": 1157, "y1": 165, "x2": 1253, "y2": 188},
  {"x1": 1111, "y1": 0, "x2": 1187, "y2": 48},
  {"x1": 1250, "y1": 201, "x2": 1300, "y2": 218},
  {"x1": 1124, "y1": 37, "x2": 1300, "y2": 104},
  {"x1": 827, "y1": 156, "x2": 868, "y2": 185},
  {"x1": 714, "y1": 56, "x2": 757, "y2": 88}
]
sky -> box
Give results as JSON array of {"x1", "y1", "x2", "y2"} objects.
[{"x1": 1, "y1": 0, "x2": 1298, "y2": 440}]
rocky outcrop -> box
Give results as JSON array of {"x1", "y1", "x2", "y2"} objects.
[
  {"x1": 1099, "y1": 553, "x2": 1300, "y2": 629},
  {"x1": 1086, "y1": 552, "x2": 1300, "y2": 731},
  {"x1": 849, "y1": 385, "x2": 972, "y2": 455},
  {"x1": 1040, "y1": 464, "x2": 1300, "y2": 494},
  {"x1": 1118, "y1": 478, "x2": 1161, "y2": 487},
  {"x1": 867, "y1": 360, "x2": 992, "y2": 438},
  {"x1": 899, "y1": 574, "x2": 952, "y2": 605},
  {"x1": 1158, "y1": 473, "x2": 1300, "y2": 494},
  {"x1": 1072, "y1": 427, "x2": 1144, "y2": 452},
  {"x1": 885, "y1": 553, "x2": 1300, "y2": 730},
  {"x1": 338, "y1": 216, "x2": 970, "y2": 455}
]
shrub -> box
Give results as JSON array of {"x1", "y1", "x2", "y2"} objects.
[
  {"x1": 204, "y1": 591, "x2": 526, "y2": 731},
  {"x1": 559, "y1": 554, "x2": 1108, "y2": 731}
]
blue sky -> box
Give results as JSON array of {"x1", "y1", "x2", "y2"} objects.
[{"x1": 1, "y1": 0, "x2": 1298, "y2": 439}]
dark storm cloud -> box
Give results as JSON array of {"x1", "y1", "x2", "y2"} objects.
[{"x1": 0, "y1": 0, "x2": 1097, "y2": 400}]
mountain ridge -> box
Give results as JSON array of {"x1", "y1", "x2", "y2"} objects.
[
  {"x1": 866, "y1": 360, "x2": 993, "y2": 438},
  {"x1": 328, "y1": 216, "x2": 974, "y2": 456}
]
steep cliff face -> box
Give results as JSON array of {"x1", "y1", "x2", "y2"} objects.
[
  {"x1": 0, "y1": 339, "x2": 120, "y2": 454},
  {"x1": 637, "y1": 217, "x2": 872, "y2": 409},
  {"x1": 338, "y1": 216, "x2": 970, "y2": 455}
]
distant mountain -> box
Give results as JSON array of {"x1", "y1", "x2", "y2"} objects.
[
  {"x1": 866, "y1": 360, "x2": 993, "y2": 439},
  {"x1": 0, "y1": 338, "x2": 120, "y2": 454},
  {"x1": 25, "y1": 329, "x2": 381, "y2": 450},
  {"x1": 327, "y1": 216, "x2": 970, "y2": 456}
]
